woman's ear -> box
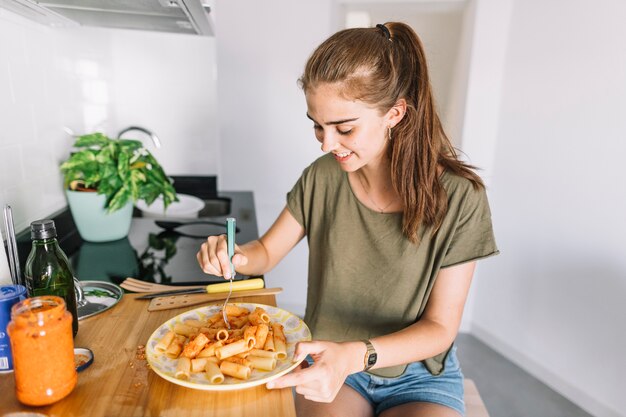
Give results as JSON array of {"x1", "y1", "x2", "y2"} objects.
[{"x1": 386, "y1": 98, "x2": 407, "y2": 128}]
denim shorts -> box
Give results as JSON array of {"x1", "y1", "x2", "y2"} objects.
[{"x1": 308, "y1": 346, "x2": 465, "y2": 416}]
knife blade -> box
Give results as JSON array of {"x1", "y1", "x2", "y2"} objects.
[{"x1": 135, "y1": 277, "x2": 264, "y2": 299}]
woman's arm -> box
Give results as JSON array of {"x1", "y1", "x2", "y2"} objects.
[
  {"x1": 267, "y1": 261, "x2": 476, "y2": 402},
  {"x1": 368, "y1": 260, "x2": 476, "y2": 368},
  {"x1": 197, "y1": 206, "x2": 305, "y2": 278}
]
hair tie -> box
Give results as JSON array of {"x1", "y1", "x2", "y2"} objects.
[{"x1": 376, "y1": 24, "x2": 392, "y2": 41}]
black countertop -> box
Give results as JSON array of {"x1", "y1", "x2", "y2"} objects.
[{"x1": 16, "y1": 188, "x2": 259, "y2": 287}]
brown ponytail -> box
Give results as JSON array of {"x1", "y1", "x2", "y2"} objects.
[{"x1": 300, "y1": 22, "x2": 483, "y2": 244}]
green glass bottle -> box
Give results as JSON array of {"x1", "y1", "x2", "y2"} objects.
[{"x1": 24, "y1": 219, "x2": 79, "y2": 337}]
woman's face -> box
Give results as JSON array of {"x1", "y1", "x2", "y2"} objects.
[{"x1": 305, "y1": 83, "x2": 391, "y2": 172}]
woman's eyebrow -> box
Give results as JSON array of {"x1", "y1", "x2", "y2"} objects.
[{"x1": 306, "y1": 113, "x2": 359, "y2": 125}]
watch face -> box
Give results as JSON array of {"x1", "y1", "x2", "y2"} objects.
[{"x1": 367, "y1": 353, "x2": 377, "y2": 367}]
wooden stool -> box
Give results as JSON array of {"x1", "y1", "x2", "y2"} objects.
[{"x1": 465, "y1": 379, "x2": 489, "y2": 417}]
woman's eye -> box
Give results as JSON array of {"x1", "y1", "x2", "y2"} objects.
[
  {"x1": 337, "y1": 128, "x2": 352, "y2": 136},
  {"x1": 313, "y1": 125, "x2": 323, "y2": 142}
]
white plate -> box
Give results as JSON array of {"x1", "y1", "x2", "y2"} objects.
[
  {"x1": 136, "y1": 194, "x2": 205, "y2": 218},
  {"x1": 146, "y1": 303, "x2": 311, "y2": 391}
]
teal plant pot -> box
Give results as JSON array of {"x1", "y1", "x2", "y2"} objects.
[{"x1": 66, "y1": 190, "x2": 133, "y2": 242}]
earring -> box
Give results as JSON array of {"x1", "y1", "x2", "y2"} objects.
[{"x1": 387, "y1": 126, "x2": 392, "y2": 141}]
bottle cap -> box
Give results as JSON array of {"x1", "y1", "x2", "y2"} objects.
[{"x1": 30, "y1": 219, "x2": 57, "y2": 240}]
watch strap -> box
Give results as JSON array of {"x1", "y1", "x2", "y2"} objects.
[{"x1": 361, "y1": 339, "x2": 377, "y2": 371}]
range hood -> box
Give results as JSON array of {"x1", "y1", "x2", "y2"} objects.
[{"x1": 1, "y1": 0, "x2": 214, "y2": 36}]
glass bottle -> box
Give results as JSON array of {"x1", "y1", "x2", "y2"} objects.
[
  {"x1": 7, "y1": 295, "x2": 77, "y2": 405},
  {"x1": 24, "y1": 219, "x2": 79, "y2": 336}
]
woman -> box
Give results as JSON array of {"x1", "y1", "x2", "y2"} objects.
[{"x1": 197, "y1": 22, "x2": 498, "y2": 417}]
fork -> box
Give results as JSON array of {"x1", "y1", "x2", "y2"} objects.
[
  {"x1": 222, "y1": 217, "x2": 236, "y2": 329},
  {"x1": 120, "y1": 277, "x2": 204, "y2": 293}
]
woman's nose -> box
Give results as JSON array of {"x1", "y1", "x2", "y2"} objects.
[{"x1": 320, "y1": 134, "x2": 339, "y2": 153}]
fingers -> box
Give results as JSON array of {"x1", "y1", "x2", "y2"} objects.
[
  {"x1": 266, "y1": 341, "x2": 350, "y2": 403},
  {"x1": 267, "y1": 362, "x2": 320, "y2": 389},
  {"x1": 267, "y1": 341, "x2": 326, "y2": 389},
  {"x1": 197, "y1": 236, "x2": 249, "y2": 279},
  {"x1": 292, "y1": 341, "x2": 325, "y2": 363},
  {"x1": 267, "y1": 361, "x2": 337, "y2": 403},
  {"x1": 232, "y1": 250, "x2": 248, "y2": 267},
  {"x1": 197, "y1": 235, "x2": 231, "y2": 278}
]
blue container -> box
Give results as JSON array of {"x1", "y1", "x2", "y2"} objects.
[{"x1": 0, "y1": 285, "x2": 27, "y2": 372}]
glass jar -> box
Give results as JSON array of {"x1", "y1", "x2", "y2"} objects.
[{"x1": 7, "y1": 295, "x2": 77, "y2": 406}]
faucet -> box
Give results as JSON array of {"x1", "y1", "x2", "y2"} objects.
[{"x1": 117, "y1": 126, "x2": 162, "y2": 149}]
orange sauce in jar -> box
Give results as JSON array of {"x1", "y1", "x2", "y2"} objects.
[{"x1": 7, "y1": 295, "x2": 77, "y2": 406}]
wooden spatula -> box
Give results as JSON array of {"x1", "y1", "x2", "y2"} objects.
[{"x1": 147, "y1": 287, "x2": 282, "y2": 311}]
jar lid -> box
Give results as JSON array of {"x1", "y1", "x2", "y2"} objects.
[
  {"x1": 11, "y1": 295, "x2": 66, "y2": 320},
  {"x1": 74, "y1": 347, "x2": 94, "y2": 372},
  {"x1": 30, "y1": 219, "x2": 57, "y2": 239},
  {"x1": 0, "y1": 284, "x2": 27, "y2": 302}
]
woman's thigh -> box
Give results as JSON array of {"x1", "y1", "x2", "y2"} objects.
[{"x1": 295, "y1": 384, "x2": 375, "y2": 417}]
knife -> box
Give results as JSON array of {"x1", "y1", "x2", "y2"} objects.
[{"x1": 135, "y1": 278, "x2": 264, "y2": 299}]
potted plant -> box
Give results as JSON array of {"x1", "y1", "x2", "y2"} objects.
[{"x1": 60, "y1": 132, "x2": 177, "y2": 242}]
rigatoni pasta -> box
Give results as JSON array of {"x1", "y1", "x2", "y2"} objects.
[
  {"x1": 272, "y1": 323, "x2": 288, "y2": 360},
  {"x1": 175, "y1": 357, "x2": 191, "y2": 380},
  {"x1": 165, "y1": 335, "x2": 186, "y2": 359},
  {"x1": 155, "y1": 331, "x2": 175, "y2": 354},
  {"x1": 215, "y1": 339, "x2": 249, "y2": 360},
  {"x1": 220, "y1": 360, "x2": 251, "y2": 380},
  {"x1": 153, "y1": 305, "x2": 290, "y2": 383},
  {"x1": 205, "y1": 360, "x2": 224, "y2": 384},
  {"x1": 246, "y1": 355, "x2": 277, "y2": 372}
]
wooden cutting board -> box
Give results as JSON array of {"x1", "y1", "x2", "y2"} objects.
[{"x1": 147, "y1": 287, "x2": 283, "y2": 311}]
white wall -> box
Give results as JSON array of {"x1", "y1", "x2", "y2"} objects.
[
  {"x1": 341, "y1": 1, "x2": 465, "y2": 131},
  {"x1": 0, "y1": 10, "x2": 218, "y2": 235},
  {"x1": 214, "y1": 0, "x2": 335, "y2": 316},
  {"x1": 110, "y1": 29, "x2": 219, "y2": 176},
  {"x1": 467, "y1": 1, "x2": 626, "y2": 416},
  {"x1": 453, "y1": 0, "x2": 513, "y2": 331},
  {"x1": 0, "y1": 9, "x2": 116, "y2": 234}
]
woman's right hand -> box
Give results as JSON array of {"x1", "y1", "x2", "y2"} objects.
[{"x1": 196, "y1": 234, "x2": 248, "y2": 279}]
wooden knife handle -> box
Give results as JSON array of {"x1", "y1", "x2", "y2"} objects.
[{"x1": 147, "y1": 287, "x2": 283, "y2": 311}]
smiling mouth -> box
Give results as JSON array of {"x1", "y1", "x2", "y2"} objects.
[
  {"x1": 334, "y1": 151, "x2": 352, "y2": 158},
  {"x1": 332, "y1": 151, "x2": 353, "y2": 163}
]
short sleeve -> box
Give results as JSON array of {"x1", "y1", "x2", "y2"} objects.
[
  {"x1": 287, "y1": 174, "x2": 306, "y2": 228},
  {"x1": 441, "y1": 185, "x2": 499, "y2": 268},
  {"x1": 286, "y1": 161, "x2": 317, "y2": 231}
]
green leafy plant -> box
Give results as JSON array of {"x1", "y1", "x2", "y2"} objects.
[{"x1": 60, "y1": 132, "x2": 177, "y2": 212}]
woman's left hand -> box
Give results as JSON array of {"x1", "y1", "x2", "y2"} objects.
[{"x1": 266, "y1": 340, "x2": 364, "y2": 403}]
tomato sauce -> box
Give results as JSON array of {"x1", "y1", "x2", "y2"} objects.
[{"x1": 7, "y1": 295, "x2": 77, "y2": 406}]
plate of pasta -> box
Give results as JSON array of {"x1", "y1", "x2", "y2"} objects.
[{"x1": 146, "y1": 302, "x2": 311, "y2": 391}]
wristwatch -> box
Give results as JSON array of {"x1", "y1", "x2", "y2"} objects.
[{"x1": 362, "y1": 339, "x2": 377, "y2": 371}]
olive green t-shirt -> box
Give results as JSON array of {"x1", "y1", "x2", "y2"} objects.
[{"x1": 287, "y1": 153, "x2": 498, "y2": 377}]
